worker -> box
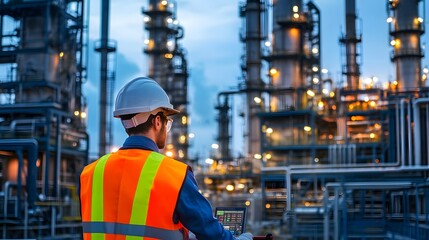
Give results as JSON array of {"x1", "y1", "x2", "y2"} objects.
[{"x1": 80, "y1": 77, "x2": 253, "y2": 240}]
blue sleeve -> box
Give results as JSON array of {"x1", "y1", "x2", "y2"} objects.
[{"x1": 176, "y1": 170, "x2": 236, "y2": 240}]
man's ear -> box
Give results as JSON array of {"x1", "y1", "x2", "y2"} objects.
[{"x1": 153, "y1": 115, "x2": 162, "y2": 130}]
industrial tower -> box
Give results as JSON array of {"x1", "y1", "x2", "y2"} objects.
[{"x1": 142, "y1": 0, "x2": 190, "y2": 163}]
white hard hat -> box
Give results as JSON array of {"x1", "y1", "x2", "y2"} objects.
[{"x1": 114, "y1": 77, "x2": 179, "y2": 129}]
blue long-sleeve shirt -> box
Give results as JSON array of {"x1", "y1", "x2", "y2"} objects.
[{"x1": 120, "y1": 135, "x2": 236, "y2": 240}]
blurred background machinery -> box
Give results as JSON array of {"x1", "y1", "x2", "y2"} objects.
[
  {"x1": 0, "y1": 0, "x2": 88, "y2": 238},
  {"x1": 198, "y1": 0, "x2": 429, "y2": 239}
]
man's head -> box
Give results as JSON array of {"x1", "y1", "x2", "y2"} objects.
[{"x1": 114, "y1": 77, "x2": 179, "y2": 148}]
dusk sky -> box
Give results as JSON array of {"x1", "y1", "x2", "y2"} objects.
[{"x1": 85, "y1": 0, "x2": 429, "y2": 160}]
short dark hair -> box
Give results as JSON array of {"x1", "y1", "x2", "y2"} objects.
[{"x1": 122, "y1": 112, "x2": 167, "y2": 135}]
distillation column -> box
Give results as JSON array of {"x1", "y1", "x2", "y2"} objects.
[
  {"x1": 270, "y1": 0, "x2": 306, "y2": 111},
  {"x1": 240, "y1": 0, "x2": 265, "y2": 160},
  {"x1": 340, "y1": 0, "x2": 361, "y2": 89},
  {"x1": 388, "y1": 0, "x2": 424, "y2": 91},
  {"x1": 337, "y1": 0, "x2": 362, "y2": 142},
  {"x1": 143, "y1": 0, "x2": 174, "y2": 87},
  {"x1": 143, "y1": 0, "x2": 190, "y2": 162}
]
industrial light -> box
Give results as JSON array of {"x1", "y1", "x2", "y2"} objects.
[
  {"x1": 306, "y1": 90, "x2": 315, "y2": 97},
  {"x1": 423, "y1": 68, "x2": 429, "y2": 74},
  {"x1": 211, "y1": 143, "x2": 219, "y2": 149},
  {"x1": 254, "y1": 96, "x2": 262, "y2": 104},
  {"x1": 269, "y1": 68, "x2": 278, "y2": 76},
  {"x1": 161, "y1": 0, "x2": 168, "y2": 6},
  {"x1": 203, "y1": 192, "x2": 210, "y2": 198},
  {"x1": 393, "y1": 80, "x2": 398, "y2": 86},
  {"x1": 293, "y1": 13, "x2": 299, "y2": 19},
  {"x1": 370, "y1": 101, "x2": 377, "y2": 107},
  {"x1": 81, "y1": 112, "x2": 87, "y2": 118},
  {"x1": 293, "y1": 5, "x2": 299, "y2": 12},
  {"x1": 314, "y1": 158, "x2": 320, "y2": 163},
  {"x1": 370, "y1": 133, "x2": 376, "y2": 139},
  {"x1": 265, "y1": 153, "x2": 272, "y2": 160},
  {"x1": 182, "y1": 116, "x2": 187, "y2": 124},
  {"x1": 188, "y1": 133, "x2": 195, "y2": 138},
  {"x1": 204, "y1": 177, "x2": 213, "y2": 184},
  {"x1": 144, "y1": 39, "x2": 149, "y2": 45},
  {"x1": 417, "y1": 17, "x2": 423, "y2": 23},
  {"x1": 237, "y1": 183, "x2": 245, "y2": 189},
  {"x1": 166, "y1": 17, "x2": 173, "y2": 24},
  {"x1": 166, "y1": 151, "x2": 174, "y2": 157},
  {"x1": 312, "y1": 77, "x2": 319, "y2": 84},
  {"x1": 322, "y1": 89, "x2": 329, "y2": 95},
  {"x1": 249, "y1": 188, "x2": 254, "y2": 194},
  {"x1": 205, "y1": 158, "x2": 214, "y2": 164},
  {"x1": 390, "y1": 39, "x2": 396, "y2": 46},
  {"x1": 245, "y1": 201, "x2": 251, "y2": 206},
  {"x1": 364, "y1": 96, "x2": 369, "y2": 102},
  {"x1": 304, "y1": 126, "x2": 312, "y2": 132},
  {"x1": 386, "y1": 17, "x2": 393, "y2": 23},
  {"x1": 321, "y1": 68, "x2": 328, "y2": 74},
  {"x1": 312, "y1": 48, "x2": 319, "y2": 54},
  {"x1": 226, "y1": 184, "x2": 235, "y2": 191},
  {"x1": 166, "y1": 41, "x2": 174, "y2": 47},
  {"x1": 318, "y1": 101, "x2": 324, "y2": 108},
  {"x1": 59, "y1": 52, "x2": 64, "y2": 58},
  {"x1": 179, "y1": 135, "x2": 186, "y2": 144},
  {"x1": 266, "y1": 128, "x2": 273, "y2": 134},
  {"x1": 178, "y1": 150, "x2": 184, "y2": 158},
  {"x1": 265, "y1": 203, "x2": 271, "y2": 209},
  {"x1": 74, "y1": 111, "x2": 79, "y2": 116},
  {"x1": 254, "y1": 154, "x2": 262, "y2": 159},
  {"x1": 143, "y1": 16, "x2": 151, "y2": 23},
  {"x1": 264, "y1": 41, "x2": 271, "y2": 47},
  {"x1": 173, "y1": 20, "x2": 179, "y2": 25},
  {"x1": 329, "y1": 92, "x2": 335, "y2": 97},
  {"x1": 312, "y1": 66, "x2": 319, "y2": 72},
  {"x1": 304, "y1": 202, "x2": 311, "y2": 207}
]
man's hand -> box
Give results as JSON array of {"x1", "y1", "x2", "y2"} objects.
[{"x1": 237, "y1": 232, "x2": 253, "y2": 240}]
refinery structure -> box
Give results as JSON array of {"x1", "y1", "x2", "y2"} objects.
[{"x1": 0, "y1": 0, "x2": 428, "y2": 240}]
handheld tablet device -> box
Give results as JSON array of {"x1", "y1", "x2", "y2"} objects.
[{"x1": 215, "y1": 207, "x2": 247, "y2": 236}]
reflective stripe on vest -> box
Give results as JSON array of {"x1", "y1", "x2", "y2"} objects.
[
  {"x1": 81, "y1": 150, "x2": 187, "y2": 240},
  {"x1": 82, "y1": 222, "x2": 184, "y2": 239}
]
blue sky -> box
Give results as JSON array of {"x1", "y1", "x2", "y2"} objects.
[{"x1": 85, "y1": 0, "x2": 429, "y2": 160}]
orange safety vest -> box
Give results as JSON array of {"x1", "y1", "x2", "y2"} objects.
[{"x1": 80, "y1": 149, "x2": 189, "y2": 240}]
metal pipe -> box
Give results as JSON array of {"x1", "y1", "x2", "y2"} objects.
[
  {"x1": 334, "y1": 188, "x2": 339, "y2": 240},
  {"x1": 0, "y1": 139, "x2": 38, "y2": 208},
  {"x1": 413, "y1": 98, "x2": 429, "y2": 166},
  {"x1": 407, "y1": 100, "x2": 413, "y2": 165},
  {"x1": 98, "y1": 0, "x2": 110, "y2": 156},
  {"x1": 323, "y1": 188, "x2": 330, "y2": 240},
  {"x1": 396, "y1": 100, "x2": 401, "y2": 164},
  {"x1": 400, "y1": 99, "x2": 408, "y2": 167}
]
